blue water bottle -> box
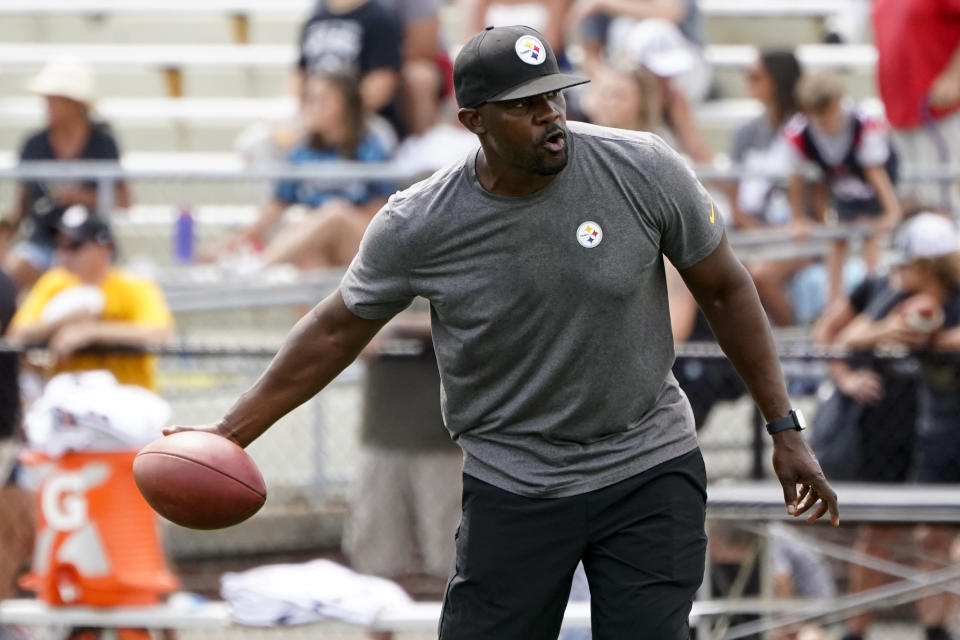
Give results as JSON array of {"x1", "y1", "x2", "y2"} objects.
[{"x1": 174, "y1": 206, "x2": 194, "y2": 263}]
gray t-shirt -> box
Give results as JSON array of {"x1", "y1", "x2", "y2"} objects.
[{"x1": 341, "y1": 120, "x2": 724, "y2": 497}]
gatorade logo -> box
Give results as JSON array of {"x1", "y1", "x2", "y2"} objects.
[
  {"x1": 34, "y1": 463, "x2": 113, "y2": 593},
  {"x1": 42, "y1": 464, "x2": 109, "y2": 532}
]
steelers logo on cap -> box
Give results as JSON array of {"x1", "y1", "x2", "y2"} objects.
[
  {"x1": 576, "y1": 221, "x2": 603, "y2": 248},
  {"x1": 515, "y1": 35, "x2": 547, "y2": 66}
]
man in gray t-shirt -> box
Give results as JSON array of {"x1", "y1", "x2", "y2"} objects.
[
  {"x1": 342, "y1": 118, "x2": 717, "y2": 497},
  {"x1": 169, "y1": 25, "x2": 839, "y2": 640}
]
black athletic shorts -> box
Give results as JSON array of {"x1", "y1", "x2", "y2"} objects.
[{"x1": 439, "y1": 449, "x2": 708, "y2": 640}]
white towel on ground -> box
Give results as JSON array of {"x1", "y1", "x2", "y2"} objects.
[{"x1": 220, "y1": 558, "x2": 413, "y2": 627}]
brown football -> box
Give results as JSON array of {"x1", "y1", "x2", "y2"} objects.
[{"x1": 133, "y1": 431, "x2": 266, "y2": 530}]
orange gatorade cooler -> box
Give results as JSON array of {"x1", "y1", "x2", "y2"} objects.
[{"x1": 19, "y1": 450, "x2": 178, "y2": 606}]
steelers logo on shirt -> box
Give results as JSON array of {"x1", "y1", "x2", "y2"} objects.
[
  {"x1": 576, "y1": 221, "x2": 603, "y2": 248},
  {"x1": 515, "y1": 35, "x2": 547, "y2": 66}
]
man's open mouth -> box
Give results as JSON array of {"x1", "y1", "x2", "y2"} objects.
[{"x1": 543, "y1": 129, "x2": 566, "y2": 152}]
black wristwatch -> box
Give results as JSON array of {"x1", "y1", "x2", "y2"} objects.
[{"x1": 765, "y1": 409, "x2": 806, "y2": 435}]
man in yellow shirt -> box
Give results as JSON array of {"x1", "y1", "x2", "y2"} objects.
[{"x1": 8, "y1": 205, "x2": 171, "y2": 390}]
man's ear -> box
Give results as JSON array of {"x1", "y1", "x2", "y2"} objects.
[{"x1": 458, "y1": 107, "x2": 486, "y2": 135}]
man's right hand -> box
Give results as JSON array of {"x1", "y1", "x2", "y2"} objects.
[
  {"x1": 163, "y1": 422, "x2": 241, "y2": 445},
  {"x1": 771, "y1": 429, "x2": 840, "y2": 526}
]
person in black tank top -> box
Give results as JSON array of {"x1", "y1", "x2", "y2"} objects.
[{"x1": 0, "y1": 58, "x2": 130, "y2": 293}]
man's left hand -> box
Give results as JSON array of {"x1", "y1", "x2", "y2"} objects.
[{"x1": 771, "y1": 429, "x2": 840, "y2": 526}]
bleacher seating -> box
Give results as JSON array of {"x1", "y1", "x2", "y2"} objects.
[
  {"x1": 0, "y1": 1, "x2": 882, "y2": 288},
  {"x1": 0, "y1": 0, "x2": 864, "y2": 19},
  {"x1": 0, "y1": 0, "x2": 874, "y2": 158},
  {"x1": 0, "y1": 95, "x2": 766, "y2": 153}
]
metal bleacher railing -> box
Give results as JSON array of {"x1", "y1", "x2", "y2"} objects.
[{"x1": 2, "y1": 157, "x2": 956, "y2": 251}]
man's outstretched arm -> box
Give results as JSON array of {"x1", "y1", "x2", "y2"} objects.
[
  {"x1": 165, "y1": 290, "x2": 390, "y2": 447},
  {"x1": 678, "y1": 233, "x2": 839, "y2": 526}
]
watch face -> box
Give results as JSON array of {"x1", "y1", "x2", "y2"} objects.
[{"x1": 794, "y1": 409, "x2": 807, "y2": 430}]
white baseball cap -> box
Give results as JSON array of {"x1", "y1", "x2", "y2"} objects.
[
  {"x1": 27, "y1": 56, "x2": 96, "y2": 106},
  {"x1": 891, "y1": 212, "x2": 960, "y2": 264},
  {"x1": 623, "y1": 18, "x2": 695, "y2": 78}
]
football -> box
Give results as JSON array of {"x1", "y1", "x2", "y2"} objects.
[{"x1": 133, "y1": 430, "x2": 266, "y2": 530}]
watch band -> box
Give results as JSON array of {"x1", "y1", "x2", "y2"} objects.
[{"x1": 765, "y1": 409, "x2": 806, "y2": 435}]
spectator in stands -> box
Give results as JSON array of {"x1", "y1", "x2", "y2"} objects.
[
  {"x1": 569, "y1": 0, "x2": 710, "y2": 104},
  {"x1": 207, "y1": 72, "x2": 394, "y2": 271},
  {"x1": 767, "y1": 524, "x2": 834, "y2": 640},
  {"x1": 0, "y1": 269, "x2": 32, "y2": 614},
  {"x1": 7, "y1": 205, "x2": 171, "y2": 391},
  {"x1": 571, "y1": 15, "x2": 714, "y2": 165},
  {"x1": 898, "y1": 212, "x2": 960, "y2": 640},
  {"x1": 811, "y1": 209, "x2": 920, "y2": 640},
  {"x1": 811, "y1": 257, "x2": 920, "y2": 484},
  {"x1": 6, "y1": 208, "x2": 171, "y2": 640},
  {"x1": 873, "y1": 0, "x2": 960, "y2": 211},
  {"x1": 297, "y1": 0, "x2": 404, "y2": 138},
  {"x1": 376, "y1": 0, "x2": 449, "y2": 138},
  {"x1": 728, "y1": 51, "x2": 802, "y2": 232},
  {"x1": 465, "y1": 0, "x2": 572, "y2": 62},
  {"x1": 726, "y1": 50, "x2": 817, "y2": 326},
  {"x1": 900, "y1": 214, "x2": 960, "y2": 484},
  {"x1": 580, "y1": 65, "x2": 712, "y2": 164},
  {"x1": 0, "y1": 57, "x2": 131, "y2": 294},
  {"x1": 343, "y1": 305, "x2": 461, "y2": 640},
  {"x1": 816, "y1": 211, "x2": 959, "y2": 640},
  {"x1": 783, "y1": 71, "x2": 902, "y2": 307},
  {"x1": 378, "y1": 0, "x2": 477, "y2": 177}
]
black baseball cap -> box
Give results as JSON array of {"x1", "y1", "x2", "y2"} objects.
[
  {"x1": 454, "y1": 25, "x2": 590, "y2": 108},
  {"x1": 57, "y1": 204, "x2": 114, "y2": 248}
]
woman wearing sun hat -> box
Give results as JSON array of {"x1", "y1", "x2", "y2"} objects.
[{"x1": 0, "y1": 56, "x2": 131, "y2": 293}]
